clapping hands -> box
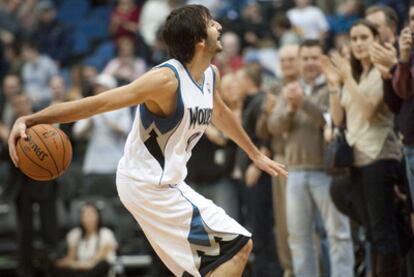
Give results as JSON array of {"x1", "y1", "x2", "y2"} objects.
[
  {"x1": 282, "y1": 82, "x2": 304, "y2": 112},
  {"x1": 370, "y1": 42, "x2": 397, "y2": 79},
  {"x1": 399, "y1": 27, "x2": 413, "y2": 63}
]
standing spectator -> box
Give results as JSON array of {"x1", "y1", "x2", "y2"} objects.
[
  {"x1": 270, "y1": 13, "x2": 302, "y2": 47},
  {"x1": 109, "y1": 0, "x2": 141, "y2": 42},
  {"x1": 186, "y1": 73, "x2": 243, "y2": 221},
  {"x1": 391, "y1": 6, "x2": 414, "y2": 277},
  {"x1": 103, "y1": 36, "x2": 147, "y2": 86},
  {"x1": 0, "y1": 0, "x2": 22, "y2": 45},
  {"x1": 268, "y1": 40, "x2": 353, "y2": 277},
  {"x1": 326, "y1": 20, "x2": 404, "y2": 276},
  {"x1": 256, "y1": 44, "x2": 301, "y2": 277},
  {"x1": 392, "y1": 4, "x2": 414, "y2": 247},
  {"x1": 139, "y1": 0, "x2": 182, "y2": 48},
  {"x1": 5, "y1": 93, "x2": 59, "y2": 277},
  {"x1": 235, "y1": 64, "x2": 282, "y2": 277},
  {"x1": 3, "y1": 40, "x2": 23, "y2": 75},
  {"x1": 365, "y1": 5, "x2": 398, "y2": 45},
  {"x1": 49, "y1": 75, "x2": 67, "y2": 105},
  {"x1": 54, "y1": 202, "x2": 118, "y2": 277},
  {"x1": 21, "y1": 40, "x2": 58, "y2": 111},
  {"x1": 79, "y1": 63, "x2": 99, "y2": 98},
  {"x1": 16, "y1": 0, "x2": 37, "y2": 33},
  {"x1": 30, "y1": 0, "x2": 72, "y2": 67},
  {"x1": 73, "y1": 74, "x2": 131, "y2": 197},
  {"x1": 240, "y1": 3, "x2": 272, "y2": 48},
  {"x1": 287, "y1": 0, "x2": 329, "y2": 40}
]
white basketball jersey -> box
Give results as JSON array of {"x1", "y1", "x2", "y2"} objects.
[{"x1": 117, "y1": 59, "x2": 215, "y2": 185}]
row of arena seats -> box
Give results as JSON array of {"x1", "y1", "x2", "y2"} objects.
[{"x1": 0, "y1": 162, "x2": 153, "y2": 274}]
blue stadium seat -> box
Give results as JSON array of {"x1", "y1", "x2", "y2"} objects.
[
  {"x1": 89, "y1": 5, "x2": 113, "y2": 21},
  {"x1": 83, "y1": 41, "x2": 115, "y2": 71},
  {"x1": 57, "y1": 0, "x2": 90, "y2": 25},
  {"x1": 71, "y1": 29, "x2": 91, "y2": 56},
  {"x1": 77, "y1": 17, "x2": 110, "y2": 41}
]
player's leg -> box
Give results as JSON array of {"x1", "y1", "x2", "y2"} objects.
[{"x1": 206, "y1": 239, "x2": 253, "y2": 277}]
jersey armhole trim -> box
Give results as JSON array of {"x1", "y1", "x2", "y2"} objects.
[{"x1": 139, "y1": 63, "x2": 184, "y2": 134}]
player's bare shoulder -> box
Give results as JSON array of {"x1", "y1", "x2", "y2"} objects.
[{"x1": 129, "y1": 66, "x2": 179, "y2": 103}]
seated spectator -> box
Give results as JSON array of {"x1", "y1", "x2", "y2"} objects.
[
  {"x1": 240, "y1": 3, "x2": 272, "y2": 48},
  {"x1": 287, "y1": 0, "x2": 329, "y2": 40},
  {"x1": 109, "y1": 0, "x2": 141, "y2": 42},
  {"x1": 21, "y1": 40, "x2": 58, "y2": 111},
  {"x1": 3, "y1": 40, "x2": 23, "y2": 75},
  {"x1": 54, "y1": 203, "x2": 118, "y2": 277},
  {"x1": 0, "y1": 0, "x2": 22, "y2": 45},
  {"x1": 103, "y1": 36, "x2": 146, "y2": 86},
  {"x1": 30, "y1": 0, "x2": 72, "y2": 67},
  {"x1": 270, "y1": 12, "x2": 302, "y2": 47},
  {"x1": 139, "y1": 0, "x2": 178, "y2": 48},
  {"x1": 1, "y1": 74, "x2": 23, "y2": 126},
  {"x1": 73, "y1": 74, "x2": 131, "y2": 197},
  {"x1": 213, "y1": 31, "x2": 243, "y2": 74}
]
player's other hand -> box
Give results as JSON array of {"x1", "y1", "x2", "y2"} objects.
[
  {"x1": 8, "y1": 116, "x2": 28, "y2": 167},
  {"x1": 252, "y1": 153, "x2": 288, "y2": 178}
]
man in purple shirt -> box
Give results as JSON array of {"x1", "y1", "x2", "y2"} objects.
[
  {"x1": 364, "y1": 6, "x2": 414, "y2": 275},
  {"x1": 392, "y1": 6, "x2": 414, "y2": 224}
]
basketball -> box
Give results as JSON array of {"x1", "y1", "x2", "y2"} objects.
[{"x1": 16, "y1": 124, "x2": 73, "y2": 181}]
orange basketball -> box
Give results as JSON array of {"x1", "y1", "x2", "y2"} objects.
[{"x1": 16, "y1": 124, "x2": 73, "y2": 181}]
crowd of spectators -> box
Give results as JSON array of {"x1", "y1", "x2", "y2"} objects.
[{"x1": 0, "y1": 0, "x2": 413, "y2": 277}]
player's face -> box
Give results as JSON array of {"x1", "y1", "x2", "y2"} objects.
[{"x1": 205, "y1": 19, "x2": 223, "y2": 54}]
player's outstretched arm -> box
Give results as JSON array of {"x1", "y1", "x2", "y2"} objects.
[
  {"x1": 8, "y1": 67, "x2": 178, "y2": 167},
  {"x1": 210, "y1": 66, "x2": 287, "y2": 178}
]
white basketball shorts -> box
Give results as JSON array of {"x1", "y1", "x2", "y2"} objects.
[{"x1": 116, "y1": 173, "x2": 251, "y2": 277}]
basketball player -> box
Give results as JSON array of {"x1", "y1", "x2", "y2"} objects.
[{"x1": 8, "y1": 5, "x2": 287, "y2": 277}]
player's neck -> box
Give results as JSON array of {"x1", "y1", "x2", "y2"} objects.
[{"x1": 185, "y1": 54, "x2": 211, "y2": 84}]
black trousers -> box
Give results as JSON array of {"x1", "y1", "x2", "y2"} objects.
[
  {"x1": 242, "y1": 174, "x2": 282, "y2": 277},
  {"x1": 15, "y1": 178, "x2": 58, "y2": 276},
  {"x1": 331, "y1": 160, "x2": 404, "y2": 254}
]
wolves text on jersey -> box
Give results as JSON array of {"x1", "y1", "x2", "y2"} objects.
[{"x1": 188, "y1": 107, "x2": 213, "y2": 129}]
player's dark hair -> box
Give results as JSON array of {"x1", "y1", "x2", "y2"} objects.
[
  {"x1": 162, "y1": 5, "x2": 211, "y2": 64},
  {"x1": 79, "y1": 202, "x2": 103, "y2": 239},
  {"x1": 349, "y1": 20, "x2": 379, "y2": 83}
]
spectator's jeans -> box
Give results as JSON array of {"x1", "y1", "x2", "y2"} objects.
[
  {"x1": 286, "y1": 170, "x2": 354, "y2": 277},
  {"x1": 404, "y1": 146, "x2": 414, "y2": 207}
]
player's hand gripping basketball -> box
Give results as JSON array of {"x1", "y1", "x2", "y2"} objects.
[
  {"x1": 252, "y1": 152, "x2": 288, "y2": 178},
  {"x1": 8, "y1": 117, "x2": 28, "y2": 167}
]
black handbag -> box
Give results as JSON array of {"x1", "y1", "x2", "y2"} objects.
[{"x1": 324, "y1": 127, "x2": 353, "y2": 172}]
